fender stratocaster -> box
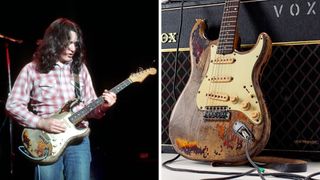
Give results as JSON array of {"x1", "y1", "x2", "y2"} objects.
[
  {"x1": 169, "y1": 0, "x2": 272, "y2": 164},
  {"x1": 21, "y1": 67, "x2": 157, "y2": 164}
]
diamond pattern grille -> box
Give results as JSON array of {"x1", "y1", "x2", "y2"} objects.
[{"x1": 161, "y1": 51, "x2": 190, "y2": 144}]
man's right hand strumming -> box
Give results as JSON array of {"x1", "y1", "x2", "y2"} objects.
[{"x1": 36, "y1": 118, "x2": 66, "y2": 133}]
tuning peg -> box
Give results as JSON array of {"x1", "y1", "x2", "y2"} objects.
[{"x1": 137, "y1": 67, "x2": 144, "y2": 72}]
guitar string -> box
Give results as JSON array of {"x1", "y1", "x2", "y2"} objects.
[
  {"x1": 208, "y1": 0, "x2": 228, "y2": 109},
  {"x1": 220, "y1": 0, "x2": 240, "y2": 109},
  {"x1": 210, "y1": 0, "x2": 238, "y2": 112},
  {"x1": 206, "y1": 0, "x2": 224, "y2": 115}
]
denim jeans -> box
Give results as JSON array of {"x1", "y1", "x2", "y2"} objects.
[{"x1": 34, "y1": 136, "x2": 92, "y2": 180}]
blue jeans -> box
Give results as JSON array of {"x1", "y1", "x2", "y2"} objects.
[{"x1": 34, "y1": 136, "x2": 92, "y2": 180}]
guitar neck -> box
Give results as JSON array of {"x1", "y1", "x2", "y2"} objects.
[
  {"x1": 217, "y1": 0, "x2": 240, "y2": 54},
  {"x1": 69, "y1": 78, "x2": 133, "y2": 124},
  {"x1": 109, "y1": 79, "x2": 133, "y2": 94}
]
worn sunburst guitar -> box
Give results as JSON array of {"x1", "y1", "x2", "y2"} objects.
[
  {"x1": 169, "y1": 0, "x2": 272, "y2": 164},
  {"x1": 20, "y1": 67, "x2": 157, "y2": 164}
]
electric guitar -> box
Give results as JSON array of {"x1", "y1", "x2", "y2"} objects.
[
  {"x1": 169, "y1": 0, "x2": 272, "y2": 164},
  {"x1": 20, "y1": 67, "x2": 157, "y2": 164}
]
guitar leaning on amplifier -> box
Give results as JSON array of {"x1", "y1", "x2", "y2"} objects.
[
  {"x1": 19, "y1": 67, "x2": 157, "y2": 164},
  {"x1": 169, "y1": 0, "x2": 273, "y2": 164}
]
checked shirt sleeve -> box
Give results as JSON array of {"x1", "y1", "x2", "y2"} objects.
[{"x1": 5, "y1": 63, "x2": 41, "y2": 128}]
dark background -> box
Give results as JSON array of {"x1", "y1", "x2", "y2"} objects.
[{"x1": 0, "y1": 1, "x2": 159, "y2": 179}]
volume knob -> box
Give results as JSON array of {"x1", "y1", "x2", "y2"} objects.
[{"x1": 230, "y1": 96, "x2": 239, "y2": 104}]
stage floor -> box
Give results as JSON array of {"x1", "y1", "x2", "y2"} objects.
[{"x1": 161, "y1": 153, "x2": 320, "y2": 180}]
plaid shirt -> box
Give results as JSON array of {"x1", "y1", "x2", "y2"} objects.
[{"x1": 6, "y1": 61, "x2": 105, "y2": 128}]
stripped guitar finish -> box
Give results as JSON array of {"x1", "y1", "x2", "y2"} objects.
[
  {"x1": 169, "y1": 0, "x2": 272, "y2": 164},
  {"x1": 21, "y1": 67, "x2": 157, "y2": 164}
]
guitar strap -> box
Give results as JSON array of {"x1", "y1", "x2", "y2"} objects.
[
  {"x1": 73, "y1": 73, "x2": 82, "y2": 101},
  {"x1": 252, "y1": 155, "x2": 307, "y2": 172}
]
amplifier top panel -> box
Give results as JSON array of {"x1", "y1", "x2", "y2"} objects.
[{"x1": 162, "y1": 0, "x2": 320, "y2": 49}]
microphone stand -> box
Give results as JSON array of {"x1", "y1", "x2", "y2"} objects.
[
  {"x1": 5, "y1": 42, "x2": 14, "y2": 175},
  {"x1": 0, "y1": 33, "x2": 23, "y2": 176}
]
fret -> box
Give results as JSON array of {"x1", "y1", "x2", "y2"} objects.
[
  {"x1": 219, "y1": 36, "x2": 235, "y2": 39},
  {"x1": 223, "y1": 12, "x2": 239, "y2": 17},
  {"x1": 217, "y1": 47, "x2": 234, "y2": 51},
  {"x1": 226, "y1": 0, "x2": 240, "y2": 3},
  {"x1": 223, "y1": 13, "x2": 238, "y2": 17},
  {"x1": 220, "y1": 38, "x2": 236, "y2": 41},
  {"x1": 220, "y1": 26, "x2": 237, "y2": 28},
  {"x1": 221, "y1": 24, "x2": 237, "y2": 28},
  {"x1": 222, "y1": 19, "x2": 237, "y2": 23},
  {"x1": 225, "y1": 0, "x2": 240, "y2": 5},
  {"x1": 220, "y1": 29, "x2": 236, "y2": 32},
  {"x1": 220, "y1": 25, "x2": 237, "y2": 31},
  {"x1": 220, "y1": 27, "x2": 237, "y2": 31},
  {"x1": 218, "y1": 43, "x2": 234, "y2": 47},
  {"x1": 219, "y1": 37, "x2": 236, "y2": 40},
  {"x1": 222, "y1": 16, "x2": 238, "y2": 19},
  {"x1": 221, "y1": 20, "x2": 237, "y2": 23},
  {"x1": 219, "y1": 31, "x2": 236, "y2": 34},
  {"x1": 219, "y1": 41, "x2": 235, "y2": 44},
  {"x1": 218, "y1": 41, "x2": 234, "y2": 44},
  {"x1": 224, "y1": 9, "x2": 238, "y2": 12},
  {"x1": 218, "y1": 45, "x2": 234, "y2": 49},
  {"x1": 225, "y1": 5, "x2": 239, "y2": 8},
  {"x1": 217, "y1": 47, "x2": 234, "y2": 54}
]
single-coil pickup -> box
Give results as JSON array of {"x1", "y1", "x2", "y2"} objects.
[
  {"x1": 210, "y1": 76, "x2": 233, "y2": 83},
  {"x1": 213, "y1": 56, "x2": 235, "y2": 64},
  {"x1": 206, "y1": 92, "x2": 229, "y2": 101}
]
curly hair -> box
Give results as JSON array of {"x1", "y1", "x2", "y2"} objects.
[{"x1": 33, "y1": 18, "x2": 86, "y2": 74}]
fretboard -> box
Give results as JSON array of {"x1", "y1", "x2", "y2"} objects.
[
  {"x1": 217, "y1": 0, "x2": 240, "y2": 55},
  {"x1": 69, "y1": 78, "x2": 133, "y2": 125}
]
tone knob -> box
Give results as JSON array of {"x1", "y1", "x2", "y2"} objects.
[
  {"x1": 241, "y1": 101, "x2": 251, "y2": 110},
  {"x1": 250, "y1": 111, "x2": 260, "y2": 120}
]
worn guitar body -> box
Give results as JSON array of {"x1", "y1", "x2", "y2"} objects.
[
  {"x1": 22, "y1": 109, "x2": 90, "y2": 164},
  {"x1": 169, "y1": 19, "x2": 272, "y2": 164}
]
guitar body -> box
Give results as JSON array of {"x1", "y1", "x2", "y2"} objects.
[
  {"x1": 22, "y1": 111, "x2": 90, "y2": 164},
  {"x1": 169, "y1": 19, "x2": 272, "y2": 164}
]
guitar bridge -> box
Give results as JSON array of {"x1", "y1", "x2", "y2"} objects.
[{"x1": 203, "y1": 106, "x2": 230, "y2": 120}]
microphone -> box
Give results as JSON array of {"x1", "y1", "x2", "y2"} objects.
[{"x1": 0, "y1": 33, "x2": 23, "y2": 44}]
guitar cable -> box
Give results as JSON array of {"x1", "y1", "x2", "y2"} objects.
[
  {"x1": 244, "y1": 140, "x2": 266, "y2": 180},
  {"x1": 162, "y1": 153, "x2": 315, "y2": 180},
  {"x1": 36, "y1": 165, "x2": 41, "y2": 180},
  {"x1": 162, "y1": 154, "x2": 257, "y2": 179},
  {"x1": 162, "y1": 140, "x2": 319, "y2": 179},
  {"x1": 18, "y1": 146, "x2": 49, "y2": 161}
]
